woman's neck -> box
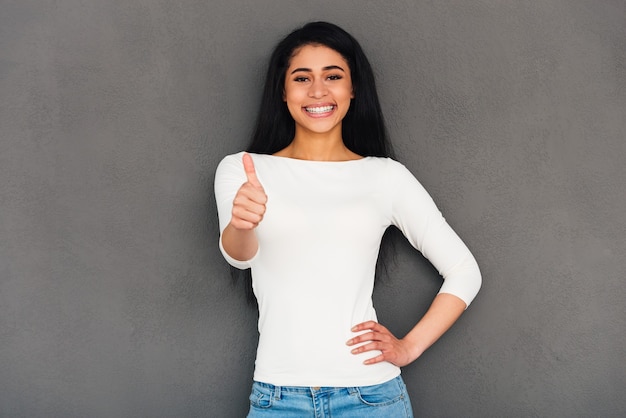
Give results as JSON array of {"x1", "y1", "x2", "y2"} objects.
[
  {"x1": 274, "y1": 140, "x2": 361, "y2": 161},
  {"x1": 274, "y1": 132, "x2": 362, "y2": 162}
]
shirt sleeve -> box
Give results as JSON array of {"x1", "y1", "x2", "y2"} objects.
[
  {"x1": 214, "y1": 152, "x2": 259, "y2": 269},
  {"x1": 387, "y1": 160, "x2": 481, "y2": 307}
]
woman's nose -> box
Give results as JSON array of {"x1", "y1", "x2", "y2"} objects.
[{"x1": 308, "y1": 78, "x2": 327, "y2": 98}]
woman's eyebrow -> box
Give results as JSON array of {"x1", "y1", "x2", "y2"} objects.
[{"x1": 290, "y1": 65, "x2": 346, "y2": 74}]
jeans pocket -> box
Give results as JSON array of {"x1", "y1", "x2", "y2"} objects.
[
  {"x1": 249, "y1": 382, "x2": 274, "y2": 409},
  {"x1": 354, "y1": 376, "x2": 406, "y2": 407}
]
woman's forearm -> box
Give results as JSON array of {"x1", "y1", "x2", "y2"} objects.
[
  {"x1": 402, "y1": 293, "x2": 467, "y2": 362},
  {"x1": 221, "y1": 223, "x2": 259, "y2": 261}
]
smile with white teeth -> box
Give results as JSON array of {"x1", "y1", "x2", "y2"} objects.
[{"x1": 305, "y1": 105, "x2": 335, "y2": 114}]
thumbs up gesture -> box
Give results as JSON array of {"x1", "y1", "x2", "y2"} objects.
[{"x1": 230, "y1": 153, "x2": 268, "y2": 230}]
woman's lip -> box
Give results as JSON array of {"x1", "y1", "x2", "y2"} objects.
[{"x1": 303, "y1": 104, "x2": 336, "y2": 116}]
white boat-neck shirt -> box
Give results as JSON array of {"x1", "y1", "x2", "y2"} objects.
[{"x1": 215, "y1": 152, "x2": 481, "y2": 387}]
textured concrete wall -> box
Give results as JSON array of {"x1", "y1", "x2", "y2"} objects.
[{"x1": 1, "y1": 1, "x2": 625, "y2": 417}]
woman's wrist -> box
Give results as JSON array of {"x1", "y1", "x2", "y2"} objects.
[{"x1": 222, "y1": 223, "x2": 258, "y2": 261}]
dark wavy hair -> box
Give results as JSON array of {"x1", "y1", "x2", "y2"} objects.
[{"x1": 236, "y1": 21, "x2": 398, "y2": 304}]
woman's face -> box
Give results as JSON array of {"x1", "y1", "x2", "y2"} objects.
[{"x1": 283, "y1": 44, "x2": 353, "y2": 138}]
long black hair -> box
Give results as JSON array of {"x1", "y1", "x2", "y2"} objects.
[
  {"x1": 247, "y1": 21, "x2": 392, "y2": 157},
  {"x1": 235, "y1": 21, "x2": 398, "y2": 304}
]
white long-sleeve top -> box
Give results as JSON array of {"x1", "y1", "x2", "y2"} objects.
[{"x1": 214, "y1": 152, "x2": 481, "y2": 387}]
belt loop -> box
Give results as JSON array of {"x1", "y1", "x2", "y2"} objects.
[
  {"x1": 347, "y1": 386, "x2": 358, "y2": 395},
  {"x1": 274, "y1": 384, "x2": 281, "y2": 400}
]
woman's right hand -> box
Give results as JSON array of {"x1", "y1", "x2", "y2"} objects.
[{"x1": 229, "y1": 153, "x2": 267, "y2": 230}]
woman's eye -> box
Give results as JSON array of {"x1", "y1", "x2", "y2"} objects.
[
  {"x1": 294, "y1": 76, "x2": 309, "y2": 82},
  {"x1": 327, "y1": 75, "x2": 342, "y2": 81}
]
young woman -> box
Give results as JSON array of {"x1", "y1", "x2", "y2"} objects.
[{"x1": 215, "y1": 21, "x2": 481, "y2": 417}]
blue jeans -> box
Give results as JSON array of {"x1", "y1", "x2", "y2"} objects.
[{"x1": 247, "y1": 375, "x2": 413, "y2": 417}]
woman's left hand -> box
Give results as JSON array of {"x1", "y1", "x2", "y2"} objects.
[{"x1": 346, "y1": 321, "x2": 417, "y2": 367}]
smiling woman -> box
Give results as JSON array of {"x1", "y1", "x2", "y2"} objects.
[
  {"x1": 278, "y1": 45, "x2": 357, "y2": 160},
  {"x1": 214, "y1": 21, "x2": 481, "y2": 417}
]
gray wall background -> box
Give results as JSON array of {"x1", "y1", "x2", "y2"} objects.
[{"x1": 1, "y1": 0, "x2": 624, "y2": 417}]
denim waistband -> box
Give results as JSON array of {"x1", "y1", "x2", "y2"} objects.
[
  {"x1": 252, "y1": 375, "x2": 406, "y2": 398},
  {"x1": 254, "y1": 381, "x2": 360, "y2": 397}
]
